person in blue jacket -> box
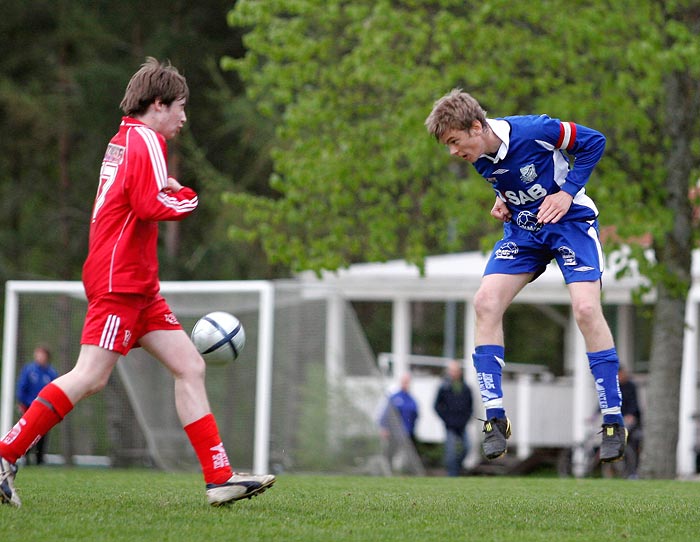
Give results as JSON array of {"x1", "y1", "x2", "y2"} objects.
[
  {"x1": 434, "y1": 360, "x2": 473, "y2": 476},
  {"x1": 425, "y1": 89, "x2": 626, "y2": 463},
  {"x1": 379, "y1": 372, "x2": 419, "y2": 470},
  {"x1": 16, "y1": 346, "x2": 58, "y2": 465}
]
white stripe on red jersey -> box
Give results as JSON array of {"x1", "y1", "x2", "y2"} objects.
[
  {"x1": 82, "y1": 117, "x2": 198, "y2": 298},
  {"x1": 135, "y1": 126, "x2": 168, "y2": 190},
  {"x1": 157, "y1": 192, "x2": 199, "y2": 213}
]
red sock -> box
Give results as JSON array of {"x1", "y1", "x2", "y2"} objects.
[
  {"x1": 184, "y1": 413, "x2": 233, "y2": 484},
  {"x1": 0, "y1": 383, "x2": 73, "y2": 464}
]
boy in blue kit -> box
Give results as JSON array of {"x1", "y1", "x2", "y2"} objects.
[{"x1": 425, "y1": 89, "x2": 626, "y2": 463}]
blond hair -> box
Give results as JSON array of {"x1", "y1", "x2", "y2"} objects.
[
  {"x1": 120, "y1": 57, "x2": 189, "y2": 117},
  {"x1": 425, "y1": 88, "x2": 487, "y2": 142}
]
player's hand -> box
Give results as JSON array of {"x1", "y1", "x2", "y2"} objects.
[
  {"x1": 537, "y1": 191, "x2": 573, "y2": 224},
  {"x1": 491, "y1": 197, "x2": 512, "y2": 223},
  {"x1": 164, "y1": 176, "x2": 183, "y2": 193}
]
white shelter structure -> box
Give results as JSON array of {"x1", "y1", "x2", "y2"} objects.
[{"x1": 298, "y1": 249, "x2": 700, "y2": 477}]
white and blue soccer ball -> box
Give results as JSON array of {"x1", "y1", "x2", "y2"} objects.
[{"x1": 191, "y1": 311, "x2": 246, "y2": 365}]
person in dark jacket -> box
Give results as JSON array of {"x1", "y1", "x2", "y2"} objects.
[{"x1": 434, "y1": 360, "x2": 473, "y2": 476}]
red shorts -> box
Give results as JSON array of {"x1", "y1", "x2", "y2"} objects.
[{"x1": 81, "y1": 293, "x2": 182, "y2": 355}]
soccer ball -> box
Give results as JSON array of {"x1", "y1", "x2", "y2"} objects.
[{"x1": 191, "y1": 311, "x2": 246, "y2": 365}]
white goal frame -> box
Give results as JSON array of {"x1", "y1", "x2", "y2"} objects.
[{"x1": 1, "y1": 280, "x2": 275, "y2": 474}]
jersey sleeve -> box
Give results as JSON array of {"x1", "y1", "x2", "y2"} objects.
[
  {"x1": 126, "y1": 127, "x2": 198, "y2": 221},
  {"x1": 538, "y1": 115, "x2": 606, "y2": 197}
]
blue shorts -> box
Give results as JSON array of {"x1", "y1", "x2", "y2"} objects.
[{"x1": 483, "y1": 219, "x2": 604, "y2": 283}]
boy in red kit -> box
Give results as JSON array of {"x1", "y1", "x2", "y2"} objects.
[{"x1": 0, "y1": 58, "x2": 275, "y2": 508}]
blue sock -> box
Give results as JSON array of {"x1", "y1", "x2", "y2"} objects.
[
  {"x1": 473, "y1": 345, "x2": 505, "y2": 420},
  {"x1": 588, "y1": 348, "x2": 623, "y2": 426}
]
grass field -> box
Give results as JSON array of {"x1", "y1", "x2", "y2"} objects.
[{"x1": 2, "y1": 468, "x2": 700, "y2": 541}]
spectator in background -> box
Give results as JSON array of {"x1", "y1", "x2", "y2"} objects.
[
  {"x1": 379, "y1": 372, "x2": 419, "y2": 472},
  {"x1": 434, "y1": 360, "x2": 473, "y2": 476},
  {"x1": 16, "y1": 346, "x2": 58, "y2": 465}
]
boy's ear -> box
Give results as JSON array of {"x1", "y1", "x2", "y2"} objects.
[{"x1": 470, "y1": 119, "x2": 483, "y2": 133}]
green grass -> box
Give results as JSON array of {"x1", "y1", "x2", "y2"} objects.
[{"x1": 2, "y1": 468, "x2": 700, "y2": 541}]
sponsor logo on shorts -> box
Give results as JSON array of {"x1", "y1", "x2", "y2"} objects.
[
  {"x1": 495, "y1": 242, "x2": 519, "y2": 260},
  {"x1": 558, "y1": 246, "x2": 577, "y2": 266},
  {"x1": 515, "y1": 211, "x2": 542, "y2": 232},
  {"x1": 574, "y1": 266, "x2": 595, "y2": 272},
  {"x1": 123, "y1": 329, "x2": 131, "y2": 347}
]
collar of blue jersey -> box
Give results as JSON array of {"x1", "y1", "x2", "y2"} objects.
[{"x1": 479, "y1": 118, "x2": 510, "y2": 163}]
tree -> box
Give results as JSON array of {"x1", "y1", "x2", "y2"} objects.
[
  {"x1": 225, "y1": 0, "x2": 700, "y2": 477},
  {"x1": 0, "y1": 0, "x2": 280, "y2": 284},
  {"x1": 224, "y1": 0, "x2": 499, "y2": 274},
  {"x1": 0, "y1": 0, "x2": 283, "y2": 464}
]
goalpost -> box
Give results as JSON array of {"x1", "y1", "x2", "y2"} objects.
[
  {"x1": 1, "y1": 279, "x2": 392, "y2": 476},
  {"x1": 1, "y1": 280, "x2": 275, "y2": 474}
]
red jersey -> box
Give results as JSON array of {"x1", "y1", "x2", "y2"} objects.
[{"x1": 82, "y1": 117, "x2": 198, "y2": 299}]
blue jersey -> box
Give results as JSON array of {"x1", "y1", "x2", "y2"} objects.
[
  {"x1": 16, "y1": 361, "x2": 58, "y2": 408},
  {"x1": 473, "y1": 115, "x2": 605, "y2": 231},
  {"x1": 380, "y1": 390, "x2": 419, "y2": 437}
]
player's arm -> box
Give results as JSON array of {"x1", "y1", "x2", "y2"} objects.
[
  {"x1": 551, "y1": 119, "x2": 606, "y2": 197},
  {"x1": 133, "y1": 174, "x2": 198, "y2": 222},
  {"x1": 537, "y1": 117, "x2": 606, "y2": 223},
  {"x1": 127, "y1": 130, "x2": 198, "y2": 221},
  {"x1": 537, "y1": 191, "x2": 573, "y2": 224},
  {"x1": 491, "y1": 195, "x2": 512, "y2": 223}
]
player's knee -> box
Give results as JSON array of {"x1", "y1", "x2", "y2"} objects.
[
  {"x1": 572, "y1": 298, "x2": 600, "y2": 328},
  {"x1": 176, "y1": 353, "x2": 207, "y2": 382},
  {"x1": 474, "y1": 287, "x2": 505, "y2": 321}
]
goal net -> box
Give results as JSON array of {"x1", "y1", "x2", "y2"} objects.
[{"x1": 1, "y1": 280, "x2": 423, "y2": 475}]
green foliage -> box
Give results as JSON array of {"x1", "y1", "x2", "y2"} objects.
[
  {"x1": 225, "y1": 0, "x2": 502, "y2": 273},
  {"x1": 0, "y1": 0, "x2": 280, "y2": 285},
  {"x1": 225, "y1": 0, "x2": 700, "y2": 280}
]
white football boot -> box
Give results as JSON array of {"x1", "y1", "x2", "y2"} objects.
[
  {"x1": 0, "y1": 457, "x2": 21, "y2": 508},
  {"x1": 206, "y1": 473, "x2": 276, "y2": 506}
]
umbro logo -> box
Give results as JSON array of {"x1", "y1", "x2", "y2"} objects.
[
  {"x1": 492, "y1": 168, "x2": 509, "y2": 175},
  {"x1": 574, "y1": 266, "x2": 595, "y2": 272}
]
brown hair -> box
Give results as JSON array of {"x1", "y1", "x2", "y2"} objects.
[
  {"x1": 425, "y1": 88, "x2": 488, "y2": 142},
  {"x1": 120, "y1": 57, "x2": 189, "y2": 117}
]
